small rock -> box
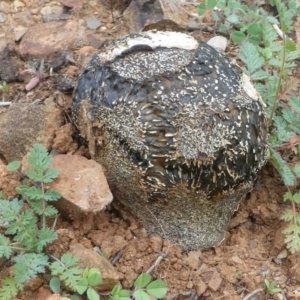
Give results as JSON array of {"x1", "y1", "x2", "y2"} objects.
[
  {"x1": 14, "y1": 0, "x2": 25, "y2": 8},
  {"x1": 0, "y1": 1, "x2": 11, "y2": 13},
  {"x1": 196, "y1": 279, "x2": 207, "y2": 296},
  {"x1": 123, "y1": 0, "x2": 201, "y2": 32},
  {"x1": 69, "y1": 243, "x2": 119, "y2": 291},
  {"x1": 36, "y1": 287, "x2": 52, "y2": 300},
  {"x1": 0, "y1": 13, "x2": 5, "y2": 23},
  {"x1": 207, "y1": 36, "x2": 228, "y2": 52},
  {"x1": 0, "y1": 45, "x2": 22, "y2": 82},
  {"x1": 40, "y1": 5, "x2": 64, "y2": 22},
  {"x1": 19, "y1": 20, "x2": 87, "y2": 59},
  {"x1": 49, "y1": 155, "x2": 113, "y2": 219},
  {"x1": 0, "y1": 164, "x2": 20, "y2": 198},
  {"x1": 62, "y1": 0, "x2": 82, "y2": 10},
  {"x1": 0, "y1": 103, "x2": 64, "y2": 162},
  {"x1": 208, "y1": 270, "x2": 223, "y2": 291},
  {"x1": 14, "y1": 26, "x2": 28, "y2": 42},
  {"x1": 85, "y1": 16, "x2": 101, "y2": 29},
  {"x1": 53, "y1": 74, "x2": 75, "y2": 92}
]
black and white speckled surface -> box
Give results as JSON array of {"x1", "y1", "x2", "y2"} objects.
[{"x1": 73, "y1": 31, "x2": 269, "y2": 250}]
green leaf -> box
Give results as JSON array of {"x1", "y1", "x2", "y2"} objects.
[
  {"x1": 37, "y1": 227, "x2": 57, "y2": 252},
  {"x1": 283, "y1": 192, "x2": 293, "y2": 202},
  {"x1": 146, "y1": 279, "x2": 168, "y2": 298},
  {"x1": 248, "y1": 23, "x2": 262, "y2": 35},
  {"x1": 232, "y1": 31, "x2": 246, "y2": 43},
  {"x1": 119, "y1": 289, "x2": 131, "y2": 299},
  {"x1": 111, "y1": 285, "x2": 121, "y2": 296},
  {"x1": 87, "y1": 268, "x2": 102, "y2": 286},
  {"x1": 50, "y1": 253, "x2": 83, "y2": 290},
  {"x1": 0, "y1": 234, "x2": 12, "y2": 259},
  {"x1": 281, "y1": 209, "x2": 293, "y2": 222},
  {"x1": 0, "y1": 277, "x2": 23, "y2": 300},
  {"x1": 239, "y1": 41, "x2": 264, "y2": 74},
  {"x1": 7, "y1": 161, "x2": 21, "y2": 172},
  {"x1": 19, "y1": 186, "x2": 43, "y2": 201},
  {"x1": 43, "y1": 169, "x2": 60, "y2": 183},
  {"x1": 43, "y1": 205, "x2": 58, "y2": 217},
  {"x1": 207, "y1": 0, "x2": 217, "y2": 10},
  {"x1": 44, "y1": 189, "x2": 61, "y2": 201},
  {"x1": 248, "y1": 35, "x2": 261, "y2": 46},
  {"x1": 27, "y1": 144, "x2": 52, "y2": 172},
  {"x1": 269, "y1": 148, "x2": 295, "y2": 186},
  {"x1": 226, "y1": 13, "x2": 240, "y2": 24},
  {"x1": 289, "y1": 97, "x2": 300, "y2": 114},
  {"x1": 293, "y1": 164, "x2": 300, "y2": 178},
  {"x1": 14, "y1": 253, "x2": 49, "y2": 284},
  {"x1": 76, "y1": 278, "x2": 88, "y2": 295},
  {"x1": 133, "y1": 290, "x2": 150, "y2": 300},
  {"x1": 50, "y1": 277, "x2": 61, "y2": 293},
  {"x1": 87, "y1": 287, "x2": 100, "y2": 300},
  {"x1": 293, "y1": 193, "x2": 300, "y2": 204},
  {"x1": 0, "y1": 198, "x2": 23, "y2": 222},
  {"x1": 198, "y1": 3, "x2": 206, "y2": 15},
  {"x1": 134, "y1": 273, "x2": 152, "y2": 289}
]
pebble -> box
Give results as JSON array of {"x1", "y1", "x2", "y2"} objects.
[
  {"x1": 85, "y1": 16, "x2": 101, "y2": 29},
  {"x1": 208, "y1": 270, "x2": 223, "y2": 291},
  {"x1": 0, "y1": 1, "x2": 10, "y2": 13},
  {"x1": 0, "y1": 13, "x2": 5, "y2": 22},
  {"x1": 14, "y1": 26, "x2": 28, "y2": 41},
  {"x1": 14, "y1": 0, "x2": 25, "y2": 9},
  {"x1": 207, "y1": 36, "x2": 228, "y2": 52}
]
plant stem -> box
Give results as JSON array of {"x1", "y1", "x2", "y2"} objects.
[
  {"x1": 268, "y1": 33, "x2": 286, "y2": 126},
  {"x1": 41, "y1": 182, "x2": 46, "y2": 229}
]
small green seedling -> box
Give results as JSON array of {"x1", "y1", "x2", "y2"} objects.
[
  {"x1": 264, "y1": 279, "x2": 281, "y2": 294},
  {"x1": 110, "y1": 285, "x2": 131, "y2": 300},
  {"x1": 132, "y1": 273, "x2": 168, "y2": 300},
  {"x1": 75, "y1": 268, "x2": 102, "y2": 300},
  {"x1": 0, "y1": 81, "x2": 9, "y2": 93},
  {"x1": 50, "y1": 277, "x2": 81, "y2": 300}
]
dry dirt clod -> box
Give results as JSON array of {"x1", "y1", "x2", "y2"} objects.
[{"x1": 207, "y1": 270, "x2": 223, "y2": 291}]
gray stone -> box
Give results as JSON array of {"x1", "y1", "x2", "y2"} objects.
[{"x1": 85, "y1": 16, "x2": 101, "y2": 29}]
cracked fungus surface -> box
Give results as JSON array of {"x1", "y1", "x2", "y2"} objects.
[{"x1": 73, "y1": 31, "x2": 269, "y2": 250}]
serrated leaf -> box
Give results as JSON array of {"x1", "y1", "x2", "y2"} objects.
[
  {"x1": 293, "y1": 164, "x2": 300, "y2": 178},
  {"x1": 27, "y1": 144, "x2": 52, "y2": 171},
  {"x1": 146, "y1": 279, "x2": 168, "y2": 298},
  {"x1": 134, "y1": 273, "x2": 152, "y2": 289},
  {"x1": 289, "y1": 97, "x2": 300, "y2": 114},
  {"x1": 269, "y1": 148, "x2": 295, "y2": 186},
  {"x1": 44, "y1": 189, "x2": 61, "y2": 201},
  {"x1": 0, "y1": 234, "x2": 12, "y2": 259},
  {"x1": 19, "y1": 186, "x2": 43, "y2": 201},
  {"x1": 7, "y1": 161, "x2": 21, "y2": 172},
  {"x1": 50, "y1": 253, "x2": 82, "y2": 290},
  {"x1": 76, "y1": 278, "x2": 88, "y2": 294},
  {"x1": 0, "y1": 277, "x2": 23, "y2": 300},
  {"x1": 239, "y1": 41, "x2": 264, "y2": 74},
  {"x1": 43, "y1": 169, "x2": 60, "y2": 183},
  {"x1": 26, "y1": 169, "x2": 44, "y2": 182},
  {"x1": 87, "y1": 287, "x2": 100, "y2": 300},
  {"x1": 14, "y1": 253, "x2": 49, "y2": 284},
  {"x1": 43, "y1": 205, "x2": 58, "y2": 217},
  {"x1": 251, "y1": 70, "x2": 269, "y2": 80},
  {"x1": 87, "y1": 268, "x2": 102, "y2": 286},
  {"x1": 50, "y1": 277, "x2": 61, "y2": 293},
  {"x1": 0, "y1": 198, "x2": 23, "y2": 222},
  {"x1": 292, "y1": 192, "x2": 300, "y2": 204},
  {"x1": 37, "y1": 227, "x2": 57, "y2": 252},
  {"x1": 133, "y1": 289, "x2": 150, "y2": 300}
]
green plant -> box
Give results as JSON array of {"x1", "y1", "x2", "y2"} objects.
[
  {"x1": 199, "y1": 0, "x2": 300, "y2": 254},
  {"x1": 264, "y1": 279, "x2": 281, "y2": 294},
  {"x1": 0, "y1": 81, "x2": 9, "y2": 93},
  {"x1": 0, "y1": 144, "x2": 60, "y2": 299},
  {"x1": 132, "y1": 273, "x2": 167, "y2": 300}
]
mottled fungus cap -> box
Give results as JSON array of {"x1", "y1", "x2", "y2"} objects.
[{"x1": 73, "y1": 31, "x2": 269, "y2": 250}]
